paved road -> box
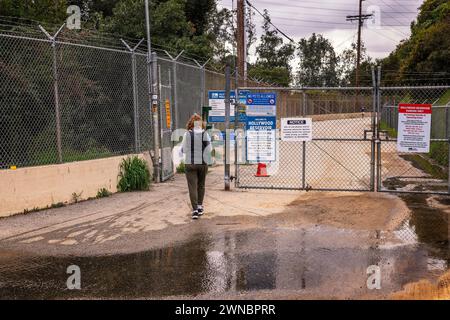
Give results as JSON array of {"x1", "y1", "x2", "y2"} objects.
[{"x1": 0, "y1": 165, "x2": 448, "y2": 299}]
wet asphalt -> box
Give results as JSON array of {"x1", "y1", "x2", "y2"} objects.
[{"x1": 0, "y1": 194, "x2": 448, "y2": 300}]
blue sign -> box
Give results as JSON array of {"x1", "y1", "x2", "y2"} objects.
[
  {"x1": 245, "y1": 116, "x2": 277, "y2": 130},
  {"x1": 246, "y1": 93, "x2": 277, "y2": 117},
  {"x1": 208, "y1": 90, "x2": 250, "y2": 123},
  {"x1": 246, "y1": 116, "x2": 277, "y2": 162}
]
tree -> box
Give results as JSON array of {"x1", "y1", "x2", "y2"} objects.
[
  {"x1": 102, "y1": 0, "x2": 220, "y2": 60},
  {"x1": 380, "y1": 0, "x2": 450, "y2": 85},
  {"x1": 0, "y1": 0, "x2": 68, "y2": 25},
  {"x1": 249, "y1": 10, "x2": 294, "y2": 86},
  {"x1": 297, "y1": 33, "x2": 338, "y2": 87},
  {"x1": 337, "y1": 41, "x2": 373, "y2": 86}
]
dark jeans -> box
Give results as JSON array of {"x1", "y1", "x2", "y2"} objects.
[{"x1": 185, "y1": 164, "x2": 208, "y2": 210}]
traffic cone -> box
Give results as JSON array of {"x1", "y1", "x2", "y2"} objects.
[{"x1": 255, "y1": 163, "x2": 269, "y2": 177}]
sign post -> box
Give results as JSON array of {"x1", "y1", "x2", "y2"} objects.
[{"x1": 397, "y1": 103, "x2": 432, "y2": 153}]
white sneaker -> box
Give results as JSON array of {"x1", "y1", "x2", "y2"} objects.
[{"x1": 197, "y1": 205, "x2": 204, "y2": 216}]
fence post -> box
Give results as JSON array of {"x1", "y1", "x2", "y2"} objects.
[
  {"x1": 133, "y1": 53, "x2": 140, "y2": 153},
  {"x1": 224, "y1": 65, "x2": 231, "y2": 191},
  {"x1": 200, "y1": 65, "x2": 205, "y2": 113},
  {"x1": 234, "y1": 66, "x2": 239, "y2": 187},
  {"x1": 447, "y1": 105, "x2": 450, "y2": 194},
  {"x1": 39, "y1": 24, "x2": 65, "y2": 164},
  {"x1": 376, "y1": 66, "x2": 382, "y2": 192},
  {"x1": 121, "y1": 39, "x2": 144, "y2": 154},
  {"x1": 151, "y1": 52, "x2": 161, "y2": 182},
  {"x1": 302, "y1": 91, "x2": 307, "y2": 190},
  {"x1": 172, "y1": 61, "x2": 178, "y2": 130},
  {"x1": 370, "y1": 66, "x2": 376, "y2": 192}
]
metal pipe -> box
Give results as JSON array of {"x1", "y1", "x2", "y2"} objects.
[
  {"x1": 224, "y1": 65, "x2": 231, "y2": 191},
  {"x1": 234, "y1": 67, "x2": 239, "y2": 188},
  {"x1": 380, "y1": 86, "x2": 450, "y2": 90},
  {"x1": 172, "y1": 60, "x2": 178, "y2": 130},
  {"x1": 370, "y1": 66, "x2": 377, "y2": 191},
  {"x1": 38, "y1": 24, "x2": 65, "y2": 163},
  {"x1": 448, "y1": 107, "x2": 450, "y2": 194},
  {"x1": 51, "y1": 39, "x2": 63, "y2": 163},
  {"x1": 151, "y1": 52, "x2": 160, "y2": 182},
  {"x1": 377, "y1": 66, "x2": 382, "y2": 191},
  {"x1": 144, "y1": 0, "x2": 160, "y2": 182},
  {"x1": 237, "y1": 86, "x2": 374, "y2": 91},
  {"x1": 302, "y1": 91, "x2": 307, "y2": 189},
  {"x1": 130, "y1": 51, "x2": 140, "y2": 153}
]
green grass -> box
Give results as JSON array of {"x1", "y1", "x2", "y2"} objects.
[
  {"x1": 63, "y1": 147, "x2": 113, "y2": 162},
  {"x1": 379, "y1": 121, "x2": 398, "y2": 138},
  {"x1": 401, "y1": 154, "x2": 448, "y2": 180},
  {"x1": 435, "y1": 89, "x2": 450, "y2": 105},
  {"x1": 381, "y1": 121, "x2": 448, "y2": 175},
  {"x1": 429, "y1": 141, "x2": 449, "y2": 167},
  {"x1": 117, "y1": 156, "x2": 151, "y2": 192},
  {"x1": 33, "y1": 146, "x2": 114, "y2": 166}
]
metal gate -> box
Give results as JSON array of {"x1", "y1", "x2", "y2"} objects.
[
  {"x1": 235, "y1": 86, "x2": 377, "y2": 191},
  {"x1": 234, "y1": 83, "x2": 450, "y2": 194},
  {"x1": 377, "y1": 85, "x2": 450, "y2": 194}
]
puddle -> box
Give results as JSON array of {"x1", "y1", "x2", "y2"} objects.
[
  {"x1": 0, "y1": 194, "x2": 448, "y2": 299},
  {"x1": 0, "y1": 218, "x2": 449, "y2": 299},
  {"x1": 400, "y1": 195, "x2": 449, "y2": 261}
]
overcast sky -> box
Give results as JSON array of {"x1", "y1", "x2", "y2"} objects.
[{"x1": 218, "y1": 0, "x2": 423, "y2": 67}]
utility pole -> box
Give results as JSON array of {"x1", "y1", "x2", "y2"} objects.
[
  {"x1": 145, "y1": 0, "x2": 160, "y2": 183},
  {"x1": 346, "y1": 0, "x2": 373, "y2": 89},
  {"x1": 237, "y1": 0, "x2": 246, "y2": 86}
]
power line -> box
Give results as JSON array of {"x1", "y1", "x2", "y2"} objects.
[
  {"x1": 252, "y1": 0, "x2": 422, "y2": 14},
  {"x1": 246, "y1": 0, "x2": 294, "y2": 42}
]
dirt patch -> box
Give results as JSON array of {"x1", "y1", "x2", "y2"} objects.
[
  {"x1": 427, "y1": 196, "x2": 450, "y2": 215},
  {"x1": 285, "y1": 192, "x2": 410, "y2": 231},
  {"x1": 390, "y1": 270, "x2": 450, "y2": 300}
]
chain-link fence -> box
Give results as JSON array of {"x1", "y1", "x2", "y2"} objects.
[
  {"x1": 0, "y1": 31, "x2": 154, "y2": 169},
  {"x1": 378, "y1": 86, "x2": 450, "y2": 194},
  {"x1": 0, "y1": 25, "x2": 225, "y2": 175},
  {"x1": 235, "y1": 87, "x2": 376, "y2": 191},
  {"x1": 233, "y1": 83, "x2": 450, "y2": 194}
]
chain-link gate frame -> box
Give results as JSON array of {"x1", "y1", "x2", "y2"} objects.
[
  {"x1": 157, "y1": 57, "x2": 175, "y2": 182},
  {"x1": 376, "y1": 84, "x2": 450, "y2": 195},
  {"x1": 234, "y1": 84, "x2": 377, "y2": 192},
  {"x1": 233, "y1": 75, "x2": 450, "y2": 195}
]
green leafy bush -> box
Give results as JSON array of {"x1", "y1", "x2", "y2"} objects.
[
  {"x1": 176, "y1": 161, "x2": 186, "y2": 173},
  {"x1": 97, "y1": 188, "x2": 112, "y2": 198},
  {"x1": 117, "y1": 156, "x2": 151, "y2": 192}
]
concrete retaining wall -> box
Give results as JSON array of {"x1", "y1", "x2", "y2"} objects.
[{"x1": 0, "y1": 152, "x2": 153, "y2": 218}]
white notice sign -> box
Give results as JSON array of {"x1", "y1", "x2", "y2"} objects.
[
  {"x1": 281, "y1": 118, "x2": 313, "y2": 142},
  {"x1": 397, "y1": 104, "x2": 432, "y2": 153}
]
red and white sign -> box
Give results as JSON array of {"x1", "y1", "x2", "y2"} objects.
[{"x1": 397, "y1": 103, "x2": 432, "y2": 153}]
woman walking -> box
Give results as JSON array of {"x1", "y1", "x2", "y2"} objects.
[{"x1": 182, "y1": 114, "x2": 212, "y2": 219}]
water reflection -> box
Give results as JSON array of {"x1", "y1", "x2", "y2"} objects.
[{"x1": 1, "y1": 220, "x2": 449, "y2": 299}]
